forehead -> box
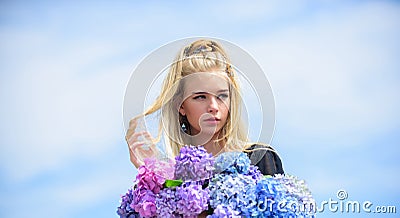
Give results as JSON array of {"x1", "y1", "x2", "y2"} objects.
[{"x1": 182, "y1": 72, "x2": 229, "y2": 94}]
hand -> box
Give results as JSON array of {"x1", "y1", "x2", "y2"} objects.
[{"x1": 126, "y1": 117, "x2": 159, "y2": 168}]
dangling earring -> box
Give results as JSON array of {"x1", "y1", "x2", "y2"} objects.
[
  {"x1": 181, "y1": 122, "x2": 187, "y2": 133},
  {"x1": 180, "y1": 115, "x2": 190, "y2": 134}
]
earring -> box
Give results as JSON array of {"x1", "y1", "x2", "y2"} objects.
[
  {"x1": 180, "y1": 115, "x2": 189, "y2": 134},
  {"x1": 181, "y1": 122, "x2": 187, "y2": 133}
]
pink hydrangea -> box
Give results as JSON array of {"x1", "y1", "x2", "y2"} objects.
[
  {"x1": 136, "y1": 164, "x2": 164, "y2": 194},
  {"x1": 132, "y1": 189, "x2": 156, "y2": 217},
  {"x1": 144, "y1": 158, "x2": 175, "y2": 180}
]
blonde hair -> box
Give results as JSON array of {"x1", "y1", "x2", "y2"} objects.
[{"x1": 140, "y1": 39, "x2": 251, "y2": 156}]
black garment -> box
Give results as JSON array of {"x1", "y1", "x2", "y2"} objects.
[{"x1": 246, "y1": 144, "x2": 284, "y2": 176}]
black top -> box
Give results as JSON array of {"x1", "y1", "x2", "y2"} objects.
[{"x1": 246, "y1": 144, "x2": 284, "y2": 176}]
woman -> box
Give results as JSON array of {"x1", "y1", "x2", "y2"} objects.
[{"x1": 125, "y1": 39, "x2": 284, "y2": 176}]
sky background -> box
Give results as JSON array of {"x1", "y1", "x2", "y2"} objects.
[{"x1": 1, "y1": 1, "x2": 399, "y2": 217}]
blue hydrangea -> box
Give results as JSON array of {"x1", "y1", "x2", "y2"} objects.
[
  {"x1": 214, "y1": 152, "x2": 251, "y2": 174},
  {"x1": 256, "y1": 175, "x2": 316, "y2": 217},
  {"x1": 274, "y1": 174, "x2": 316, "y2": 217},
  {"x1": 246, "y1": 164, "x2": 263, "y2": 181},
  {"x1": 208, "y1": 173, "x2": 258, "y2": 216},
  {"x1": 207, "y1": 205, "x2": 240, "y2": 218},
  {"x1": 255, "y1": 176, "x2": 287, "y2": 217}
]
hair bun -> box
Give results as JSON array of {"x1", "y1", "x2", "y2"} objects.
[{"x1": 184, "y1": 40, "x2": 218, "y2": 57}]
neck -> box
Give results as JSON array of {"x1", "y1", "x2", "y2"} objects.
[
  {"x1": 202, "y1": 133, "x2": 224, "y2": 156},
  {"x1": 188, "y1": 131, "x2": 225, "y2": 156}
]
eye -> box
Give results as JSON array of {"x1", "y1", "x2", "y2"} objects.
[
  {"x1": 217, "y1": 93, "x2": 229, "y2": 100},
  {"x1": 193, "y1": 95, "x2": 206, "y2": 100}
]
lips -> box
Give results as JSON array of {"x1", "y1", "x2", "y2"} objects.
[
  {"x1": 204, "y1": 117, "x2": 220, "y2": 122},
  {"x1": 203, "y1": 117, "x2": 221, "y2": 126}
]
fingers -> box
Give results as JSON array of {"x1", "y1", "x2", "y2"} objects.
[
  {"x1": 140, "y1": 131, "x2": 153, "y2": 142},
  {"x1": 128, "y1": 147, "x2": 142, "y2": 168},
  {"x1": 127, "y1": 140, "x2": 148, "y2": 168},
  {"x1": 127, "y1": 131, "x2": 152, "y2": 146},
  {"x1": 128, "y1": 139, "x2": 155, "y2": 168},
  {"x1": 129, "y1": 141, "x2": 148, "y2": 151},
  {"x1": 126, "y1": 117, "x2": 139, "y2": 140},
  {"x1": 126, "y1": 126, "x2": 157, "y2": 168}
]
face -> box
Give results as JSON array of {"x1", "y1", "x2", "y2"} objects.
[{"x1": 179, "y1": 72, "x2": 230, "y2": 139}]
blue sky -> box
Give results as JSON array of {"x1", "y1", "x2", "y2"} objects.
[{"x1": 1, "y1": 1, "x2": 399, "y2": 217}]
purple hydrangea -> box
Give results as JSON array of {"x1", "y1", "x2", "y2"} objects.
[
  {"x1": 132, "y1": 189, "x2": 156, "y2": 217},
  {"x1": 174, "y1": 145, "x2": 214, "y2": 182},
  {"x1": 117, "y1": 188, "x2": 139, "y2": 218},
  {"x1": 156, "y1": 188, "x2": 180, "y2": 218},
  {"x1": 176, "y1": 181, "x2": 210, "y2": 216}
]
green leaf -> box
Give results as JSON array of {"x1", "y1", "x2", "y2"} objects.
[{"x1": 164, "y1": 179, "x2": 183, "y2": 188}]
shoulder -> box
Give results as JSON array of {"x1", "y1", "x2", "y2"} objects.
[
  {"x1": 245, "y1": 144, "x2": 284, "y2": 176},
  {"x1": 245, "y1": 144, "x2": 276, "y2": 164}
]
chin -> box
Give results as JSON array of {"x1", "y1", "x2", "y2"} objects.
[{"x1": 207, "y1": 127, "x2": 223, "y2": 136}]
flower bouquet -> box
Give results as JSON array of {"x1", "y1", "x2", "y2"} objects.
[{"x1": 117, "y1": 145, "x2": 316, "y2": 217}]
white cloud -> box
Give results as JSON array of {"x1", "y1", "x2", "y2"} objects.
[
  {"x1": 243, "y1": 1, "x2": 400, "y2": 146},
  {"x1": 0, "y1": 0, "x2": 231, "y2": 182},
  {"x1": 0, "y1": 27, "x2": 137, "y2": 181}
]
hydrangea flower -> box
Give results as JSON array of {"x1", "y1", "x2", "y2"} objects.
[
  {"x1": 207, "y1": 205, "x2": 240, "y2": 218},
  {"x1": 210, "y1": 151, "x2": 265, "y2": 216},
  {"x1": 117, "y1": 188, "x2": 139, "y2": 218},
  {"x1": 214, "y1": 151, "x2": 250, "y2": 174},
  {"x1": 176, "y1": 181, "x2": 210, "y2": 216},
  {"x1": 255, "y1": 176, "x2": 287, "y2": 217},
  {"x1": 255, "y1": 175, "x2": 316, "y2": 217},
  {"x1": 246, "y1": 164, "x2": 263, "y2": 181},
  {"x1": 118, "y1": 145, "x2": 316, "y2": 218},
  {"x1": 156, "y1": 188, "x2": 179, "y2": 218},
  {"x1": 174, "y1": 145, "x2": 215, "y2": 182},
  {"x1": 136, "y1": 164, "x2": 165, "y2": 194},
  {"x1": 144, "y1": 158, "x2": 175, "y2": 180},
  {"x1": 132, "y1": 189, "x2": 156, "y2": 217},
  {"x1": 274, "y1": 174, "x2": 316, "y2": 217},
  {"x1": 208, "y1": 173, "x2": 257, "y2": 216}
]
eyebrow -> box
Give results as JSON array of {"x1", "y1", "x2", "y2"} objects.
[{"x1": 192, "y1": 89, "x2": 229, "y2": 95}]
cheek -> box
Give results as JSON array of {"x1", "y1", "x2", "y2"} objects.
[
  {"x1": 221, "y1": 102, "x2": 230, "y2": 117},
  {"x1": 185, "y1": 104, "x2": 202, "y2": 122},
  {"x1": 222, "y1": 109, "x2": 229, "y2": 121}
]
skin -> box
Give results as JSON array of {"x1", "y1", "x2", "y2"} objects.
[
  {"x1": 179, "y1": 72, "x2": 230, "y2": 155},
  {"x1": 126, "y1": 71, "x2": 231, "y2": 168}
]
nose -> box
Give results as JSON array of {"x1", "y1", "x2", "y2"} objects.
[{"x1": 207, "y1": 96, "x2": 219, "y2": 113}]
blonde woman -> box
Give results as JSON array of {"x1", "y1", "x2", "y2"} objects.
[{"x1": 125, "y1": 39, "x2": 284, "y2": 176}]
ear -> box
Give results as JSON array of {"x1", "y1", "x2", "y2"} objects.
[{"x1": 179, "y1": 104, "x2": 186, "y2": 116}]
